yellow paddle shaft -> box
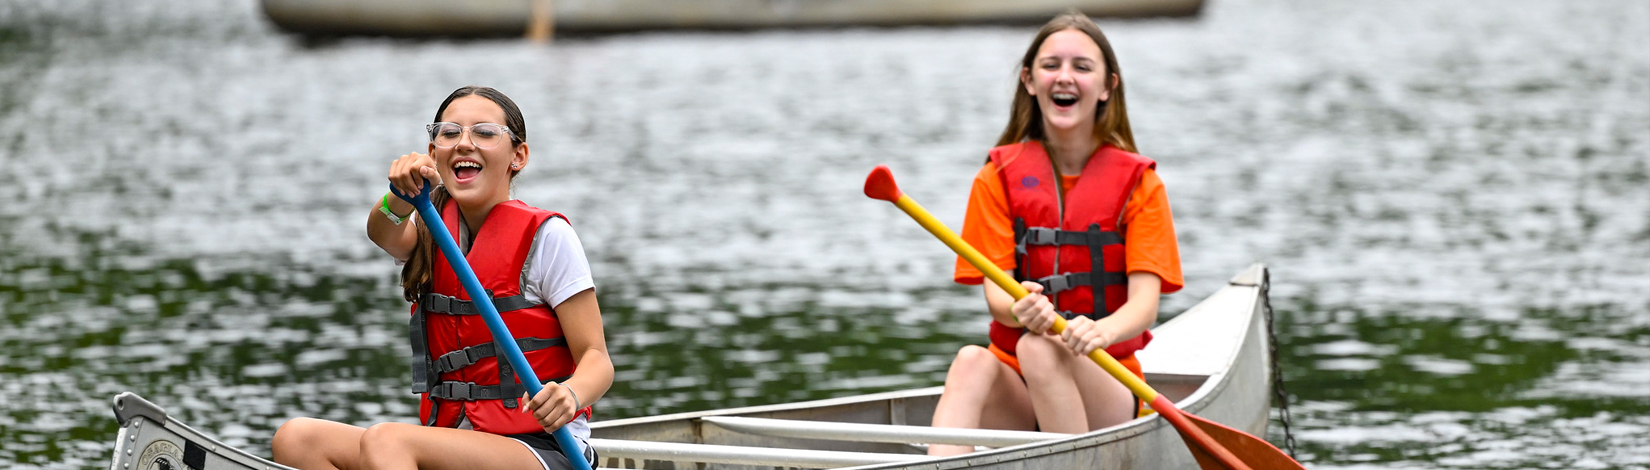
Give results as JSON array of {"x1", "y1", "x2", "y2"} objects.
[{"x1": 891, "y1": 194, "x2": 1161, "y2": 403}]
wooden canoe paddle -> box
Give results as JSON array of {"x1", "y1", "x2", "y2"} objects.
[
  {"x1": 863, "y1": 165, "x2": 1304, "y2": 470},
  {"x1": 392, "y1": 180, "x2": 594, "y2": 470}
]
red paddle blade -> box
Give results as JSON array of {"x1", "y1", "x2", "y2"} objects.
[
  {"x1": 863, "y1": 165, "x2": 903, "y2": 202},
  {"x1": 1177, "y1": 412, "x2": 1306, "y2": 470}
]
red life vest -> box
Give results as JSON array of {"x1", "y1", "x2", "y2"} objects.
[
  {"x1": 986, "y1": 141, "x2": 1155, "y2": 360},
  {"x1": 409, "y1": 198, "x2": 590, "y2": 435}
]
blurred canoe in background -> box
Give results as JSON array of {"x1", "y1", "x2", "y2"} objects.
[{"x1": 260, "y1": 0, "x2": 1204, "y2": 37}]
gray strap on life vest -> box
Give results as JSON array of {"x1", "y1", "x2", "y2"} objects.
[
  {"x1": 410, "y1": 309, "x2": 434, "y2": 395},
  {"x1": 428, "y1": 373, "x2": 573, "y2": 401},
  {"x1": 1059, "y1": 310, "x2": 1108, "y2": 321},
  {"x1": 1014, "y1": 222, "x2": 1129, "y2": 314},
  {"x1": 1021, "y1": 226, "x2": 1124, "y2": 247},
  {"x1": 419, "y1": 293, "x2": 539, "y2": 316},
  {"x1": 497, "y1": 352, "x2": 518, "y2": 408},
  {"x1": 444, "y1": 336, "x2": 568, "y2": 410},
  {"x1": 1033, "y1": 271, "x2": 1129, "y2": 296},
  {"x1": 1013, "y1": 219, "x2": 1029, "y2": 282},
  {"x1": 1085, "y1": 224, "x2": 1111, "y2": 313},
  {"x1": 411, "y1": 293, "x2": 545, "y2": 396},
  {"x1": 434, "y1": 337, "x2": 569, "y2": 374},
  {"x1": 1012, "y1": 221, "x2": 1126, "y2": 284}
]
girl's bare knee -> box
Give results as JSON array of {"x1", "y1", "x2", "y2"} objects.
[
  {"x1": 271, "y1": 417, "x2": 321, "y2": 459},
  {"x1": 1015, "y1": 335, "x2": 1057, "y2": 361},
  {"x1": 359, "y1": 422, "x2": 415, "y2": 459},
  {"x1": 1015, "y1": 335, "x2": 1067, "y2": 383},
  {"x1": 947, "y1": 345, "x2": 1002, "y2": 385},
  {"x1": 955, "y1": 345, "x2": 996, "y2": 369}
]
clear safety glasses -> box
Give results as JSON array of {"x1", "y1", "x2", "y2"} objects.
[{"x1": 426, "y1": 122, "x2": 517, "y2": 149}]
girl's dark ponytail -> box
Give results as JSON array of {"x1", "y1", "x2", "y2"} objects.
[{"x1": 400, "y1": 185, "x2": 449, "y2": 302}]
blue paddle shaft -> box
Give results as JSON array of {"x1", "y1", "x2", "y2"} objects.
[{"x1": 392, "y1": 182, "x2": 592, "y2": 470}]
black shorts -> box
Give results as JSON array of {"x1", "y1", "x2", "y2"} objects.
[{"x1": 507, "y1": 432, "x2": 597, "y2": 470}]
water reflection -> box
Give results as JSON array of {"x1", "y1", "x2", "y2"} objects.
[
  {"x1": 2, "y1": 0, "x2": 1647, "y2": 469},
  {"x1": 1279, "y1": 302, "x2": 1650, "y2": 466}
]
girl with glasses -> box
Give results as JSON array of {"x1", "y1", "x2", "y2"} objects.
[
  {"x1": 926, "y1": 12, "x2": 1184, "y2": 456},
  {"x1": 272, "y1": 86, "x2": 613, "y2": 470}
]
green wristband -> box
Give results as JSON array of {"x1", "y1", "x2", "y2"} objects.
[{"x1": 379, "y1": 193, "x2": 409, "y2": 225}]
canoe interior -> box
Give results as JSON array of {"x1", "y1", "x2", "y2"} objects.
[{"x1": 587, "y1": 372, "x2": 1207, "y2": 469}]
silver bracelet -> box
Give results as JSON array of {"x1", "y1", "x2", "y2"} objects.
[{"x1": 557, "y1": 381, "x2": 581, "y2": 411}]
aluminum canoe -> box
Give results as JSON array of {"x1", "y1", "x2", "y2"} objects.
[{"x1": 107, "y1": 263, "x2": 1273, "y2": 470}]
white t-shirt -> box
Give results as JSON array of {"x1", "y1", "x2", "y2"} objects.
[
  {"x1": 408, "y1": 211, "x2": 596, "y2": 308},
  {"x1": 520, "y1": 217, "x2": 596, "y2": 308}
]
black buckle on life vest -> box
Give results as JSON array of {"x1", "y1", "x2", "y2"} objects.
[
  {"x1": 435, "y1": 347, "x2": 489, "y2": 375},
  {"x1": 430, "y1": 381, "x2": 480, "y2": 400},
  {"x1": 420, "y1": 293, "x2": 540, "y2": 316},
  {"x1": 1034, "y1": 271, "x2": 1128, "y2": 295},
  {"x1": 1021, "y1": 227, "x2": 1124, "y2": 247},
  {"x1": 413, "y1": 293, "x2": 549, "y2": 396},
  {"x1": 1060, "y1": 310, "x2": 1109, "y2": 321},
  {"x1": 429, "y1": 381, "x2": 516, "y2": 401},
  {"x1": 433, "y1": 337, "x2": 569, "y2": 374},
  {"x1": 428, "y1": 373, "x2": 573, "y2": 402},
  {"x1": 1038, "y1": 272, "x2": 1077, "y2": 294},
  {"x1": 423, "y1": 294, "x2": 455, "y2": 315},
  {"x1": 1013, "y1": 222, "x2": 1130, "y2": 313},
  {"x1": 1025, "y1": 227, "x2": 1059, "y2": 245}
]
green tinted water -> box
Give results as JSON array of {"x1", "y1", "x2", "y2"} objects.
[{"x1": 1, "y1": 0, "x2": 1646, "y2": 468}]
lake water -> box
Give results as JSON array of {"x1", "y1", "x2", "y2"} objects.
[{"x1": 1, "y1": 0, "x2": 1646, "y2": 468}]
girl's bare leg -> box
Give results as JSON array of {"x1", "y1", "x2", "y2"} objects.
[
  {"x1": 272, "y1": 418, "x2": 547, "y2": 470},
  {"x1": 1018, "y1": 333, "x2": 1135, "y2": 434},
  {"x1": 272, "y1": 418, "x2": 365, "y2": 470},
  {"x1": 927, "y1": 345, "x2": 1036, "y2": 456},
  {"x1": 357, "y1": 422, "x2": 544, "y2": 470},
  {"x1": 1068, "y1": 347, "x2": 1138, "y2": 431}
]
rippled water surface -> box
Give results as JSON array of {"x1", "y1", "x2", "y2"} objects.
[{"x1": 1, "y1": 0, "x2": 1647, "y2": 468}]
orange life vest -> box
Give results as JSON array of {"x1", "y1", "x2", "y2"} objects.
[
  {"x1": 986, "y1": 141, "x2": 1154, "y2": 360},
  {"x1": 410, "y1": 198, "x2": 589, "y2": 434}
]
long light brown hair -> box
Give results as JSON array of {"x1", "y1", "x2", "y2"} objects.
[
  {"x1": 400, "y1": 86, "x2": 527, "y2": 302},
  {"x1": 995, "y1": 11, "x2": 1137, "y2": 153}
]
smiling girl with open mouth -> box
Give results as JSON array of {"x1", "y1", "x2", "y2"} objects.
[
  {"x1": 926, "y1": 11, "x2": 1185, "y2": 456},
  {"x1": 273, "y1": 86, "x2": 613, "y2": 470}
]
